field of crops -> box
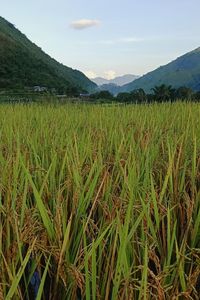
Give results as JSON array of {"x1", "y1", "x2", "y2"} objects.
[{"x1": 0, "y1": 102, "x2": 200, "y2": 299}]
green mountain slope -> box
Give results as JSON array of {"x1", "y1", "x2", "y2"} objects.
[
  {"x1": 121, "y1": 47, "x2": 200, "y2": 93},
  {"x1": 0, "y1": 16, "x2": 96, "y2": 93}
]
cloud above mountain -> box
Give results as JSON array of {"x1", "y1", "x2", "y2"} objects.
[
  {"x1": 84, "y1": 70, "x2": 117, "y2": 80},
  {"x1": 84, "y1": 70, "x2": 98, "y2": 79},
  {"x1": 70, "y1": 19, "x2": 100, "y2": 30},
  {"x1": 104, "y1": 70, "x2": 116, "y2": 80}
]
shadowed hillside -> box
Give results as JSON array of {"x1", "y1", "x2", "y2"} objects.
[
  {"x1": 0, "y1": 16, "x2": 97, "y2": 93},
  {"x1": 121, "y1": 47, "x2": 200, "y2": 92}
]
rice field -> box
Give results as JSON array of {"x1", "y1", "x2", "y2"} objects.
[{"x1": 0, "y1": 102, "x2": 200, "y2": 299}]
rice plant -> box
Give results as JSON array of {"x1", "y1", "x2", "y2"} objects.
[{"x1": 0, "y1": 102, "x2": 199, "y2": 299}]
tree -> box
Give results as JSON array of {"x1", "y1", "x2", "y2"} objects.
[
  {"x1": 152, "y1": 84, "x2": 174, "y2": 102},
  {"x1": 90, "y1": 90, "x2": 113, "y2": 100},
  {"x1": 146, "y1": 94, "x2": 155, "y2": 103},
  {"x1": 66, "y1": 86, "x2": 80, "y2": 97},
  {"x1": 130, "y1": 89, "x2": 147, "y2": 103},
  {"x1": 175, "y1": 86, "x2": 193, "y2": 101},
  {"x1": 193, "y1": 91, "x2": 200, "y2": 102},
  {"x1": 116, "y1": 92, "x2": 132, "y2": 103}
]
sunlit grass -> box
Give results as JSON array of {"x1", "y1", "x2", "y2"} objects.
[{"x1": 0, "y1": 102, "x2": 200, "y2": 299}]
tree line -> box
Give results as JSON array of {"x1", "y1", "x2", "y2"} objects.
[{"x1": 90, "y1": 84, "x2": 200, "y2": 103}]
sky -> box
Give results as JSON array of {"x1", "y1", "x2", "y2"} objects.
[{"x1": 1, "y1": 0, "x2": 200, "y2": 79}]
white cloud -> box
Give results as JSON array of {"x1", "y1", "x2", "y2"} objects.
[
  {"x1": 104, "y1": 70, "x2": 117, "y2": 80},
  {"x1": 84, "y1": 70, "x2": 117, "y2": 80},
  {"x1": 70, "y1": 19, "x2": 100, "y2": 30},
  {"x1": 84, "y1": 70, "x2": 98, "y2": 79}
]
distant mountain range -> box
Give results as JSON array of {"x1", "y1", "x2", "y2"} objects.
[
  {"x1": 0, "y1": 16, "x2": 96, "y2": 93},
  {"x1": 93, "y1": 74, "x2": 139, "y2": 87},
  {"x1": 120, "y1": 47, "x2": 200, "y2": 93}
]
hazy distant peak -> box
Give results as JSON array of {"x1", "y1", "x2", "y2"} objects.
[{"x1": 92, "y1": 74, "x2": 140, "y2": 86}]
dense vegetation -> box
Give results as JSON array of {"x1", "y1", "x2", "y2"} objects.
[
  {"x1": 120, "y1": 47, "x2": 200, "y2": 93},
  {"x1": 0, "y1": 102, "x2": 200, "y2": 299},
  {"x1": 90, "y1": 85, "x2": 200, "y2": 103},
  {"x1": 0, "y1": 16, "x2": 96, "y2": 94}
]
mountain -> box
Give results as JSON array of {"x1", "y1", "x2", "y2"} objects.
[
  {"x1": 92, "y1": 77, "x2": 110, "y2": 86},
  {"x1": 97, "y1": 83, "x2": 121, "y2": 95},
  {"x1": 120, "y1": 47, "x2": 200, "y2": 93},
  {"x1": 93, "y1": 74, "x2": 139, "y2": 86},
  {"x1": 0, "y1": 16, "x2": 96, "y2": 93}
]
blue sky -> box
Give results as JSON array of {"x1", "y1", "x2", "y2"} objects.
[{"x1": 1, "y1": 0, "x2": 200, "y2": 79}]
